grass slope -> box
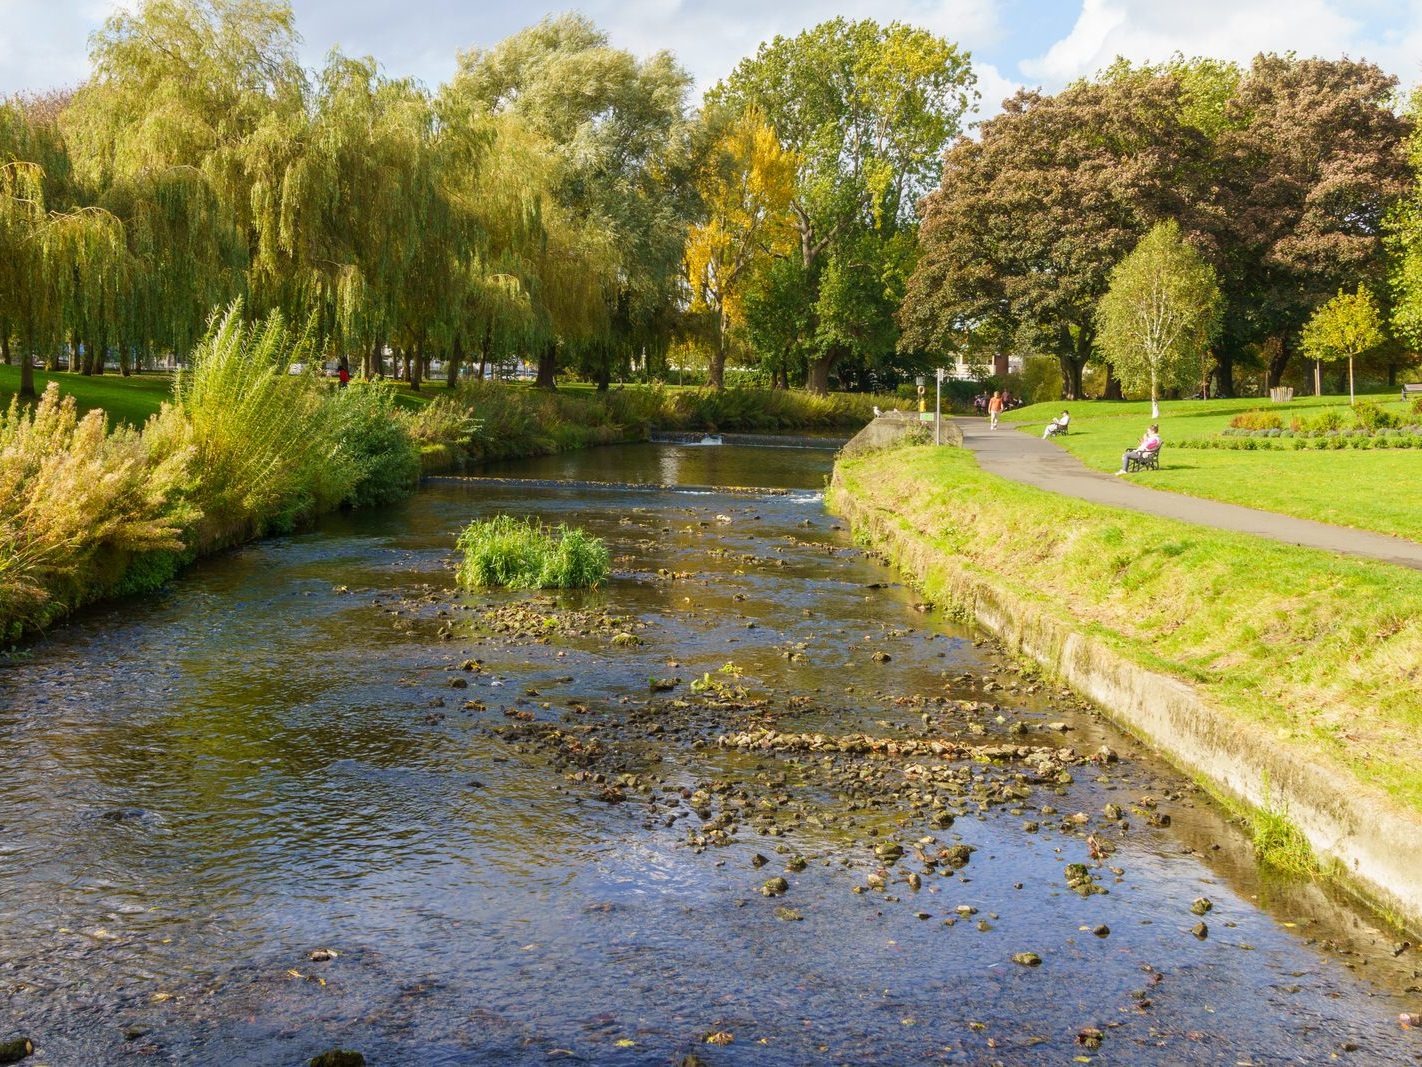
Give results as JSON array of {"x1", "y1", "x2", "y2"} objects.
[
  {"x1": 836, "y1": 444, "x2": 1422, "y2": 814},
  {"x1": 0, "y1": 365, "x2": 175, "y2": 427},
  {"x1": 1003, "y1": 393, "x2": 1422, "y2": 541}
]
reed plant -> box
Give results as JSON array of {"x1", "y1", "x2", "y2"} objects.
[
  {"x1": 0, "y1": 383, "x2": 194, "y2": 637},
  {"x1": 154, "y1": 302, "x2": 357, "y2": 541},
  {"x1": 455, "y1": 516, "x2": 610, "y2": 590}
]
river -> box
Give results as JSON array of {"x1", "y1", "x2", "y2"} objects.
[{"x1": 1, "y1": 442, "x2": 1418, "y2": 1065}]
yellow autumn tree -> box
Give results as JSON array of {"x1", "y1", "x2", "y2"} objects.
[{"x1": 686, "y1": 107, "x2": 796, "y2": 388}]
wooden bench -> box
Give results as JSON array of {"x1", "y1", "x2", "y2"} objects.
[
  {"x1": 1402, "y1": 383, "x2": 1422, "y2": 401},
  {"x1": 1125, "y1": 447, "x2": 1161, "y2": 473}
]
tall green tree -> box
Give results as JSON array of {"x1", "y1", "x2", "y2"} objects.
[
  {"x1": 901, "y1": 72, "x2": 1214, "y2": 399},
  {"x1": 685, "y1": 107, "x2": 797, "y2": 389},
  {"x1": 1300, "y1": 285, "x2": 1385, "y2": 404},
  {"x1": 1096, "y1": 221, "x2": 1222, "y2": 416},
  {"x1": 449, "y1": 15, "x2": 694, "y2": 390},
  {"x1": 0, "y1": 159, "x2": 49, "y2": 397},
  {"x1": 1215, "y1": 56, "x2": 1409, "y2": 391},
  {"x1": 710, "y1": 19, "x2": 975, "y2": 393}
]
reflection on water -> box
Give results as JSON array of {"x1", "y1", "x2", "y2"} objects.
[{"x1": 1, "y1": 443, "x2": 1418, "y2": 1065}]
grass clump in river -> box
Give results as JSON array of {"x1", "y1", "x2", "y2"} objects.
[{"x1": 456, "y1": 516, "x2": 610, "y2": 590}]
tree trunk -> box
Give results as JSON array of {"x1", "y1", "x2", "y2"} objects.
[
  {"x1": 535, "y1": 343, "x2": 557, "y2": 390},
  {"x1": 1103, "y1": 362, "x2": 1123, "y2": 401},
  {"x1": 1213, "y1": 352, "x2": 1235, "y2": 398},
  {"x1": 18, "y1": 332, "x2": 36, "y2": 399},
  {"x1": 409, "y1": 341, "x2": 423, "y2": 391},
  {"x1": 1388, "y1": 361, "x2": 1398, "y2": 387},
  {"x1": 1266, "y1": 337, "x2": 1290, "y2": 390},
  {"x1": 447, "y1": 334, "x2": 462, "y2": 389},
  {"x1": 368, "y1": 338, "x2": 382, "y2": 379},
  {"x1": 478, "y1": 325, "x2": 491, "y2": 382},
  {"x1": 1057, "y1": 353, "x2": 1086, "y2": 401},
  {"x1": 0, "y1": 323, "x2": 9, "y2": 365},
  {"x1": 708, "y1": 310, "x2": 728, "y2": 390},
  {"x1": 806, "y1": 350, "x2": 836, "y2": 396}
]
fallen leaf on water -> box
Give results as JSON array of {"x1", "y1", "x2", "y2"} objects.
[
  {"x1": 705, "y1": 1031, "x2": 733, "y2": 1045},
  {"x1": 151, "y1": 992, "x2": 173, "y2": 1003},
  {"x1": 614, "y1": 1039, "x2": 636, "y2": 1048}
]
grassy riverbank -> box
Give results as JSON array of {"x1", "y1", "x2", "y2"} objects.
[
  {"x1": 1, "y1": 349, "x2": 877, "y2": 641},
  {"x1": 1004, "y1": 394, "x2": 1422, "y2": 541},
  {"x1": 831, "y1": 443, "x2": 1422, "y2": 816},
  {"x1": 0, "y1": 365, "x2": 175, "y2": 427}
]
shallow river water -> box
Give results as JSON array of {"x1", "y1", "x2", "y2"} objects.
[{"x1": 1, "y1": 442, "x2": 1419, "y2": 1066}]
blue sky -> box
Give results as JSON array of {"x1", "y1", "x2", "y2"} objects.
[{"x1": 3, "y1": 0, "x2": 1421, "y2": 120}]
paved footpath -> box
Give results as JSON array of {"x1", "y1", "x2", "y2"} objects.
[{"x1": 952, "y1": 417, "x2": 1422, "y2": 572}]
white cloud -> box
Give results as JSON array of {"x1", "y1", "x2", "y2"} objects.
[
  {"x1": 0, "y1": 0, "x2": 1007, "y2": 97},
  {"x1": 584, "y1": 0, "x2": 1004, "y2": 93},
  {"x1": 1019, "y1": 0, "x2": 1420, "y2": 88}
]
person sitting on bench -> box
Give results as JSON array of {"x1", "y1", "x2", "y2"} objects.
[
  {"x1": 1043, "y1": 411, "x2": 1070, "y2": 438},
  {"x1": 1116, "y1": 424, "x2": 1161, "y2": 474}
]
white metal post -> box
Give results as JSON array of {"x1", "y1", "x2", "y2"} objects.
[{"x1": 935, "y1": 367, "x2": 943, "y2": 445}]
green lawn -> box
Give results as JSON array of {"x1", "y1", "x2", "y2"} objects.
[
  {"x1": 0, "y1": 365, "x2": 176, "y2": 428},
  {"x1": 1003, "y1": 393, "x2": 1422, "y2": 542},
  {"x1": 836, "y1": 444, "x2": 1422, "y2": 815}
]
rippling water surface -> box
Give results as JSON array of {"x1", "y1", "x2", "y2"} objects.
[{"x1": 1, "y1": 442, "x2": 1419, "y2": 1065}]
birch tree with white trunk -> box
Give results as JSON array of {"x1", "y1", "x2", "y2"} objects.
[{"x1": 1095, "y1": 221, "x2": 1222, "y2": 417}]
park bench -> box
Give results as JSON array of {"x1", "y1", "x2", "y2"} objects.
[
  {"x1": 1402, "y1": 383, "x2": 1422, "y2": 401},
  {"x1": 1125, "y1": 446, "x2": 1162, "y2": 473}
]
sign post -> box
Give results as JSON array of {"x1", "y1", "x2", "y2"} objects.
[{"x1": 935, "y1": 367, "x2": 946, "y2": 445}]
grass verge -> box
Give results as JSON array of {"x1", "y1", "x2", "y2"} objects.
[
  {"x1": 832, "y1": 443, "x2": 1422, "y2": 815},
  {"x1": 1001, "y1": 393, "x2": 1422, "y2": 541}
]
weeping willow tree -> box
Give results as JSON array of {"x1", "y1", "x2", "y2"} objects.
[
  {"x1": 62, "y1": 0, "x2": 302, "y2": 357},
  {"x1": 43, "y1": 206, "x2": 128, "y2": 375},
  {"x1": 112, "y1": 166, "x2": 247, "y2": 367},
  {"x1": 0, "y1": 160, "x2": 50, "y2": 397},
  {"x1": 449, "y1": 15, "x2": 694, "y2": 390}
]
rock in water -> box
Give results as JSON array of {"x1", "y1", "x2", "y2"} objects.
[
  {"x1": 309, "y1": 1051, "x2": 364, "y2": 1067},
  {"x1": 761, "y1": 877, "x2": 789, "y2": 897},
  {"x1": 0, "y1": 1037, "x2": 33, "y2": 1064},
  {"x1": 1190, "y1": 896, "x2": 1213, "y2": 915},
  {"x1": 1011, "y1": 952, "x2": 1042, "y2": 967},
  {"x1": 1192, "y1": 922, "x2": 1209, "y2": 940}
]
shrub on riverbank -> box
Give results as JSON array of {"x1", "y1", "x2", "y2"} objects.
[
  {"x1": 0, "y1": 384, "x2": 194, "y2": 638},
  {"x1": 0, "y1": 304, "x2": 425, "y2": 640},
  {"x1": 456, "y1": 516, "x2": 610, "y2": 590},
  {"x1": 155, "y1": 307, "x2": 359, "y2": 542},
  {"x1": 332, "y1": 383, "x2": 422, "y2": 508},
  {"x1": 428, "y1": 382, "x2": 882, "y2": 466}
]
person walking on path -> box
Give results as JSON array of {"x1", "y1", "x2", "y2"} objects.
[
  {"x1": 337, "y1": 357, "x2": 351, "y2": 387},
  {"x1": 987, "y1": 391, "x2": 1004, "y2": 430},
  {"x1": 1117, "y1": 424, "x2": 1161, "y2": 474}
]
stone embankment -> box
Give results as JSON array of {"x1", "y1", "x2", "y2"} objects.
[
  {"x1": 838, "y1": 411, "x2": 960, "y2": 459},
  {"x1": 829, "y1": 450, "x2": 1422, "y2": 936}
]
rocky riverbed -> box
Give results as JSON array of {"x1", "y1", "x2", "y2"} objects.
[{"x1": 1, "y1": 442, "x2": 1419, "y2": 1065}]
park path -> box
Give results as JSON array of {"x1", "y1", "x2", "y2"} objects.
[{"x1": 951, "y1": 416, "x2": 1422, "y2": 572}]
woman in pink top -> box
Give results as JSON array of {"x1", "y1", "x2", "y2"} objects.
[{"x1": 1117, "y1": 424, "x2": 1161, "y2": 473}]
